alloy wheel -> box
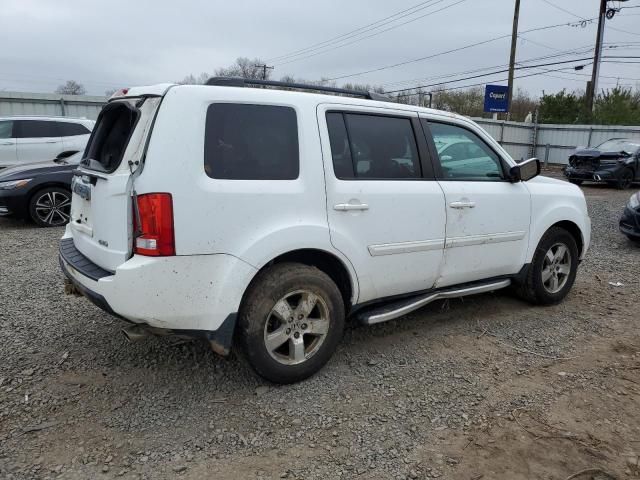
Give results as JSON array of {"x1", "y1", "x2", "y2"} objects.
[
  {"x1": 34, "y1": 191, "x2": 71, "y2": 226},
  {"x1": 263, "y1": 290, "x2": 330, "y2": 365},
  {"x1": 541, "y1": 242, "x2": 572, "y2": 294}
]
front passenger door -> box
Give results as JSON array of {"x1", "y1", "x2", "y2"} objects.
[{"x1": 422, "y1": 118, "x2": 531, "y2": 288}]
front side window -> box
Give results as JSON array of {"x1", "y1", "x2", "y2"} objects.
[
  {"x1": 57, "y1": 122, "x2": 90, "y2": 136},
  {"x1": 427, "y1": 121, "x2": 504, "y2": 181},
  {"x1": 15, "y1": 120, "x2": 60, "y2": 138},
  {"x1": 326, "y1": 112, "x2": 421, "y2": 179},
  {"x1": 204, "y1": 104, "x2": 299, "y2": 180},
  {"x1": 0, "y1": 121, "x2": 13, "y2": 139}
]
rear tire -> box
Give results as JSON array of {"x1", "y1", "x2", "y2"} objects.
[
  {"x1": 237, "y1": 263, "x2": 345, "y2": 384},
  {"x1": 29, "y1": 187, "x2": 72, "y2": 227},
  {"x1": 617, "y1": 168, "x2": 634, "y2": 190},
  {"x1": 516, "y1": 227, "x2": 579, "y2": 305},
  {"x1": 568, "y1": 179, "x2": 583, "y2": 186}
]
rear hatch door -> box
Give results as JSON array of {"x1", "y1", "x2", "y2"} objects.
[{"x1": 69, "y1": 93, "x2": 163, "y2": 271}]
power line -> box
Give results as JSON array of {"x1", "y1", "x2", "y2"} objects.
[
  {"x1": 265, "y1": 0, "x2": 443, "y2": 63},
  {"x1": 273, "y1": 0, "x2": 469, "y2": 67},
  {"x1": 324, "y1": 18, "x2": 596, "y2": 82},
  {"x1": 378, "y1": 44, "x2": 594, "y2": 89},
  {"x1": 384, "y1": 57, "x2": 594, "y2": 94},
  {"x1": 394, "y1": 64, "x2": 594, "y2": 96}
]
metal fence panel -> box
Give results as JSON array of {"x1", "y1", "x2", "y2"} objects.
[
  {"x1": 472, "y1": 118, "x2": 640, "y2": 165},
  {"x1": 0, "y1": 91, "x2": 107, "y2": 120}
]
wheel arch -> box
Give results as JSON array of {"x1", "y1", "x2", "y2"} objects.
[
  {"x1": 242, "y1": 248, "x2": 359, "y2": 314},
  {"x1": 528, "y1": 219, "x2": 586, "y2": 262}
]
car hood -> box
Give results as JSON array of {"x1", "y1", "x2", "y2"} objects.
[
  {"x1": 571, "y1": 148, "x2": 630, "y2": 161},
  {"x1": 0, "y1": 161, "x2": 76, "y2": 181}
]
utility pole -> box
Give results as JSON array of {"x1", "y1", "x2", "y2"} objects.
[
  {"x1": 587, "y1": 0, "x2": 629, "y2": 111},
  {"x1": 507, "y1": 0, "x2": 521, "y2": 121},
  {"x1": 254, "y1": 64, "x2": 274, "y2": 80},
  {"x1": 587, "y1": 0, "x2": 607, "y2": 112}
]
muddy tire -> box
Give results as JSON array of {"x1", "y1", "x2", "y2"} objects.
[
  {"x1": 237, "y1": 263, "x2": 345, "y2": 384},
  {"x1": 516, "y1": 227, "x2": 579, "y2": 305}
]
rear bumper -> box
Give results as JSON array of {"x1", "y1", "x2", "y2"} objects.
[
  {"x1": 620, "y1": 206, "x2": 640, "y2": 239},
  {"x1": 59, "y1": 231, "x2": 257, "y2": 347}
]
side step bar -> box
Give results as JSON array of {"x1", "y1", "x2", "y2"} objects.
[{"x1": 358, "y1": 279, "x2": 512, "y2": 325}]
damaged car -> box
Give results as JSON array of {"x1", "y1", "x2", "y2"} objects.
[
  {"x1": 620, "y1": 190, "x2": 640, "y2": 243},
  {"x1": 563, "y1": 138, "x2": 640, "y2": 189}
]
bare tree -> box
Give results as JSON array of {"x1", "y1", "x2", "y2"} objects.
[
  {"x1": 214, "y1": 58, "x2": 271, "y2": 80},
  {"x1": 176, "y1": 72, "x2": 211, "y2": 85},
  {"x1": 56, "y1": 80, "x2": 86, "y2": 95}
]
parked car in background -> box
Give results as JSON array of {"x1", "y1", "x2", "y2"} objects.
[
  {"x1": 0, "y1": 151, "x2": 79, "y2": 227},
  {"x1": 59, "y1": 80, "x2": 590, "y2": 384},
  {"x1": 563, "y1": 138, "x2": 640, "y2": 189},
  {"x1": 0, "y1": 116, "x2": 94, "y2": 169},
  {"x1": 620, "y1": 190, "x2": 640, "y2": 243}
]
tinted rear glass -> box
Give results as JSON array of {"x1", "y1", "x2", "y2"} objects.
[
  {"x1": 15, "y1": 120, "x2": 59, "y2": 138},
  {"x1": 204, "y1": 103, "x2": 299, "y2": 180},
  {"x1": 57, "y1": 122, "x2": 90, "y2": 136}
]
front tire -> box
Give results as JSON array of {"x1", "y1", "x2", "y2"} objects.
[
  {"x1": 238, "y1": 263, "x2": 345, "y2": 384},
  {"x1": 617, "y1": 168, "x2": 634, "y2": 190},
  {"x1": 29, "y1": 187, "x2": 72, "y2": 227},
  {"x1": 517, "y1": 227, "x2": 579, "y2": 305}
]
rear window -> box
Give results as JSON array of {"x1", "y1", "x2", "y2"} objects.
[
  {"x1": 204, "y1": 103, "x2": 299, "y2": 180},
  {"x1": 83, "y1": 102, "x2": 140, "y2": 172},
  {"x1": 15, "y1": 120, "x2": 59, "y2": 138},
  {"x1": 57, "y1": 122, "x2": 90, "y2": 137}
]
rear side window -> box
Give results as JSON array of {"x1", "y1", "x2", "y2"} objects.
[
  {"x1": 0, "y1": 121, "x2": 12, "y2": 139},
  {"x1": 15, "y1": 120, "x2": 59, "y2": 138},
  {"x1": 57, "y1": 122, "x2": 90, "y2": 136},
  {"x1": 204, "y1": 104, "x2": 299, "y2": 180},
  {"x1": 84, "y1": 102, "x2": 140, "y2": 172},
  {"x1": 326, "y1": 112, "x2": 421, "y2": 179}
]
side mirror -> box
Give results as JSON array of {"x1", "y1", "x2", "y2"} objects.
[
  {"x1": 440, "y1": 155, "x2": 453, "y2": 162},
  {"x1": 509, "y1": 158, "x2": 540, "y2": 182}
]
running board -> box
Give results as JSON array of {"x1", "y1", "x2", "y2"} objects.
[{"x1": 358, "y1": 279, "x2": 512, "y2": 325}]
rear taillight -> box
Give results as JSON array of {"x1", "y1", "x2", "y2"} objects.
[{"x1": 133, "y1": 193, "x2": 175, "y2": 256}]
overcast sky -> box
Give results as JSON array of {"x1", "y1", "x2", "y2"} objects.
[{"x1": 1, "y1": 0, "x2": 640, "y2": 97}]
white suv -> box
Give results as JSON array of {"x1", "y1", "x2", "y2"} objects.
[
  {"x1": 0, "y1": 116, "x2": 94, "y2": 168},
  {"x1": 60, "y1": 79, "x2": 591, "y2": 383}
]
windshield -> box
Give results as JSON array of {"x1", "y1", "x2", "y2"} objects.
[{"x1": 596, "y1": 139, "x2": 640, "y2": 153}]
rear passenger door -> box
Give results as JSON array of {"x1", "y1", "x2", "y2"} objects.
[
  {"x1": 421, "y1": 117, "x2": 531, "y2": 288},
  {"x1": 318, "y1": 104, "x2": 446, "y2": 304},
  {"x1": 58, "y1": 121, "x2": 91, "y2": 153},
  {"x1": 15, "y1": 120, "x2": 63, "y2": 164}
]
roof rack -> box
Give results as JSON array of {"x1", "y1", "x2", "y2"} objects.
[{"x1": 205, "y1": 77, "x2": 391, "y2": 102}]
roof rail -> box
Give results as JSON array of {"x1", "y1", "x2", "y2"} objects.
[{"x1": 205, "y1": 77, "x2": 391, "y2": 102}]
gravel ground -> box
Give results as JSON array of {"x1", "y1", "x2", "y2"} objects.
[{"x1": 1, "y1": 174, "x2": 639, "y2": 480}]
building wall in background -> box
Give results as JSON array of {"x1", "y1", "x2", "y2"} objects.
[{"x1": 0, "y1": 91, "x2": 107, "y2": 120}]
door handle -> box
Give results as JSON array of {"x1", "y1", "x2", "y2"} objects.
[
  {"x1": 0, "y1": 142, "x2": 13, "y2": 145},
  {"x1": 334, "y1": 203, "x2": 369, "y2": 211},
  {"x1": 449, "y1": 201, "x2": 476, "y2": 209},
  {"x1": 43, "y1": 140, "x2": 58, "y2": 144}
]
